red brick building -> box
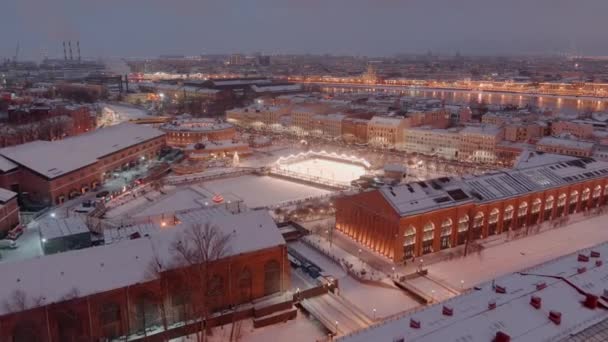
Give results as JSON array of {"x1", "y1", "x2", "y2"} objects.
[
  {"x1": 0, "y1": 123, "x2": 165, "y2": 205},
  {"x1": 0, "y1": 188, "x2": 19, "y2": 238},
  {"x1": 160, "y1": 117, "x2": 236, "y2": 147},
  {"x1": 0, "y1": 210, "x2": 289, "y2": 341},
  {"x1": 342, "y1": 118, "x2": 369, "y2": 143},
  {"x1": 336, "y1": 153, "x2": 608, "y2": 262}
]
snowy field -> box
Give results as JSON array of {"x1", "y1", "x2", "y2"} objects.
[
  {"x1": 134, "y1": 188, "x2": 206, "y2": 217},
  {"x1": 289, "y1": 242, "x2": 420, "y2": 318},
  {"x1": 200, "y1": 175, "x2": 331, "y2": 208},
  {"x1": 427, "y1": 213, "x2": 608, "y2": 290},
  {"x1": 278, "y1": 158, "x2": 366, "y2": 184}
]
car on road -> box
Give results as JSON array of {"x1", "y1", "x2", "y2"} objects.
[{"x1": 96, "y1": 190, "x2": 110, "y2": 198}]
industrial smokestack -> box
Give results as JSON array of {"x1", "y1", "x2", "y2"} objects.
[
  {"x1": 63, "y1": 41, "x2": 67, "y2": 61},
  {"x1": 68, "y1": 41, "x2": 73, "y2": 61},
  {"x1": 77, "y1": 41, "x2": 81, "y2": 62}
]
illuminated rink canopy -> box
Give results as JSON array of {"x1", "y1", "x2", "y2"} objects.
[{"x1": 274, "y1": 150, "x2": 369, "y2": 187}]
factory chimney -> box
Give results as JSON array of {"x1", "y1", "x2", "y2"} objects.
[
  {"x1": 77, "y1": 41, "x2": 81, "y2": 62},
  {"x1": 63, "y1": 41, "x2": 67, "y2": 61},
  {"x1": 68, "y1": 41, "x2": 73, "y2": 61}
]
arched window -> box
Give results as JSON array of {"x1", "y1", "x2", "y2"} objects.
[
  {"x1": 545, "y1": 196, "x2": 554, "y2": 210},
  {"x1": 582, "y1": 188, "x2": 591, "y2": 200},
  {"x1": 503, "y1": 205, "x2": 514, "y2": 231},
  {"x1": 100, "y1": 302, "x2": 122, "y2": 339},
  {"x1": 57, "y1": 309, "x2": 83, "y2": 341},
  {"x1": 518, "y1": 202, "x2": 528, "y2": 217},
  {"x1": 133, "y1": 293, "x2": 159, "y2": 334},
  {"x1": 170, "y1": 289, "x2": 191, "y2": 324},
  {"x1": 593, "y1": 185, "x2": 602, "y2": 198},
  {"x1": 422, "y1": 222, "x2": 435, "y2": 254},
  {"x1": 569, "y1": 190, "x2": 579, "y2": 214},
  {"x1": 531, "y1": 199, "x2": 542, "y2": 213},
  {"x1": 441, "y1": 219, "x2": 453, "y2": 236},
  {"x1": 488, "y1": 208, "x2": 500, "y2": 235},
  {"x1": 458, "y1": 215, "x2": 469, "y2": 232},
  {"x1": 208, "y1": 274, "x2": 224, "y2": 297},
  {"x1": 403, "y1": 225, "x2": 416, "y2": 258},
  {"x1": 504, "y1": 205, "x2": 514, "y2": 219},
  {"x1": 457, "y1": 215, "x2": 469, "y2": 245},
  {"x1": 238, "y1": 267, "x2": 253, "y2": 303},
  {"x1": 570, "y1": 190, "x2": 579, "y2": 204},
  {"x1": 471, "y1": 212, "x2": 484, "y2": 239},
  {"x1": 12, "y1": 320, "x2": 42, "y2": 342},
  {"x1": 440, "y1": 219, "x2": 452, "y2": 250},
  {"x1": 264, "y1": 260, "x2": 281, "y2": 296},
  {"x1": 558, "y1": 193, "x2": 567, "y2": 206}
]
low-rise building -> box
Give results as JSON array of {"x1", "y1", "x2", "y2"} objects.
[
  {"x1": 336, "y1": 153, "x2": 608, "y2": 262},
  {"x1": 160, "y1": 116, "x2": 235, "y2": 147},
  {"x1": 341, "y1": 118, "x2": 369, "y2": 143},
  {"x1": 368, "y1": 116, "x2": 407, "y2": 148},
  {"x1": 403, "y1": 127, "x2": 461, "y2": 160},
  {"x1": 0, "y1": 209, "x2": 289, "y2": 341},
  {"x1": 458, "y1": 125, "x2": 504, "y2": 163},
  {"x1": 536, "y1": 137, "x2": 595, "y2": 157},
  {"x1": 0, "y1": 188, "x2": 19, "y2": 238},
  {"x1": 551, "y1": 120, "x2": 594, "y2": 139},
  {"x1": 0, "y1": 123, "x2": 165, "y2": 205}
]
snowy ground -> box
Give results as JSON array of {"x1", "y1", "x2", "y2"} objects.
[
  {"x1": 134, "y1": 188, "x2": 206, "y2": 217},
  {"x1": 171, "y1": 310, "x2": 326, "y2": 342},
  {"x1": 101, "y1": 103, "x2": 151, "y2": 123},
  {"x1": 0, "y1": 224, "x2": 43, "y2": 263},
  {"x1": 427, "y1": 213, "x2": 608, "y2": 290},
  {"x1": 277, "y1": 158, "x2": 366, "y2": 184},
  {"x1": 289, "y1": 242, "x2": 420, "y2": 319},
  {"x1": 201, "y1": 175, "x2": 331, "y2": 208}
]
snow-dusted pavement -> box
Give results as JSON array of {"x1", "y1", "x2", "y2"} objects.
[
  {"x1": 289, "y1": 242, "x2": 420, "y2": 319},
  {"x1": 201, "y1": 175, "x2": 331, "y2": 208},
  {"x1": 188, "y1": 310, "x2": 326, "y2": 342},
  {"x1": 427, "y1": 213, "x2": 608, "y2": 290}
]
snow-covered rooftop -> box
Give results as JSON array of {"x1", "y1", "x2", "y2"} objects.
[
  {"x1": 339, "y1": 242, "x2": 608, "y2": 342},
  {"x1": 0, "y1": 209, "x2": 284, "y2": 316},
  {"x1": 0, "y1": 188, "x2": 17, "y2": 204},
  {"x1": 39, "y1": 216, "x2": 89, "y2": 240},
  {"x1": 370, "y1": 116, "x2": 404, "y2": 127},
  {"x1": 0, "y1": 123, "x2": 165, "y2": 179},
  {"x1": 460, "y1": 124, "x2": 503, "y2": 136},
  {"x1": 0, "y1": 156, "x2": 17, "y2": 173},
  {"x1": 538, "y1": 137, "x2": 595, "y2": 150}
]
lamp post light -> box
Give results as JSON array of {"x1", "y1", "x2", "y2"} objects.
[
  {"x1": 373, "y1": 308, "x2": 376, "y2": 320},
  {"x1": 392, "y1": 266, "x2": 396, "y2": 280},
  {"x1": 460, "y1": 279, "x2": 465, "y2": 290}
]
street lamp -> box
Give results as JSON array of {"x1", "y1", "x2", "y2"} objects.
[
  {"x1": 392, "y1": 266, "x2": 396, "y2": 279},
  {"x1": 372, "y1": 308, "x2": 376, "y2": 320},
  {"x1": 460, "y1": 279, "x2": 465, "y2": 290}
]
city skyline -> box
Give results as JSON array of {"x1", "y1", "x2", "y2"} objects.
[{"x1": 2, "y1": 0, "x2": 608, "y2": 59}]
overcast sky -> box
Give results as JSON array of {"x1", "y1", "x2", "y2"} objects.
[{"x1": 1, "y1": 0, "x2": 607, "y2": 60}]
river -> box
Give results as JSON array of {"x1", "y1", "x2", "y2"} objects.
[{"x1": 318, "y1": 84, "x2": 608, "y2": 115}]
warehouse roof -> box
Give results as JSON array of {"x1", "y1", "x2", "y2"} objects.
[
  {"x1": 339, "y1": 242, "x2": 608, "y2": 342},
  {"x1": 0, "y1": 123, "x2": 165, "y2": 179},
  {"x1": 0, "y1": 209, "x2": 284, "y2": 316}
]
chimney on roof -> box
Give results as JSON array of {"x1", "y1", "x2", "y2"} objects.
[
  {"x1": 584, "y1": 294, "x2": 598, "y2": 309},
  {"x1": 530, "y1": 296, "x2": 542, "y2": 309},
  {"x1": 409, "y1": 318, "x2": 421, "y2": 329},
  {"x1": 494, "y1": 331, "x2": 511, "y2": 342},
  {"x1": 549, "y1": 311, "x2": 562, "y2": 325}
]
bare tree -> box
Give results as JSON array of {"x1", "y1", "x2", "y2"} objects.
[
  {"x1": 170, "y1": 222, "x2": 232, "y2": 342},
  {"x1": 3, "y1": 289, "x2": 45, "y2": 314}
]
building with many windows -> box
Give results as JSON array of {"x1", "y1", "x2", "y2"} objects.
[
  {"x1": 336, "y1": 153, "x2": 608, "y2": 262},
  {"x1": 368, "y1": 116, "x2": 407, "y2": 148}
]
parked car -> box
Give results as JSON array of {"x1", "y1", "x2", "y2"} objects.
[
  {"x1": 96, "y1": 190, "x2": 110, "y2": 198},
  {"x1": 7, "y1": 225, "x2": 23, "y2": 240},
  {"x1": 0, "y1": 239, "x2": 17, "y2": 249}
]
